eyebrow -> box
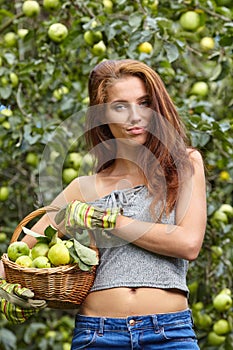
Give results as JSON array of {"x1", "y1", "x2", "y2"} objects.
[{"x1": 110, "y1": 94, "x2": 150, "y2": 104}]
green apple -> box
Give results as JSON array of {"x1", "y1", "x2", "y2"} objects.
[
  {"x1": 43, "y1": 0, "x2": 60, "y2": 11},
  {"x1": 219, "y1": 170, "x2": 230, "y2": 181},
  {"x1": 200, "y1": 37, "x2": 215, "y2": 51},
  {"x1": 0, "y1": 108, "x2": 12, "y2": 117},
  {"x1": 63, "y1": 342, "x2": 70, "y2": 350},
  {"x1": 62, "y1": 168, "x2": 78, "y2": 184},
  {"x1": 213, "y1": 319, "x2": 230, "y2": 335},
  {"x1": 138, "y1": 42, "x2": 153, "y2": 54},
  {"x1": 65, "y1": 152, "x2": 82, "y2": 170},
  {"x1": 211, "y1": 245, "x2": 223, "y2": 259},
  {"x1": 31, "y1": 242, "x2": 50, "y2": 260},
  {"x1": 192, "y1": 301, "x2": 204, "y2": 311},
  {"x1": 0, "y1": 186, "x2": 10, "y2": 201},
  {"x1": 219, "y1": 204, "x2": 233, "y2": 217},
  {"x1": 0, "y1": 232, "x2": 7, "y2": 243},
  {"x1": 92, "y1": 40, "x2": 107, "y2": 56},
  {"x1": 213, "y1": 209, "x2": 228, "y2": 224},
  {"x1": 190, "y1": 82, "x2": 209, "y2": 97},
  {"x1": 22, "y1": 1, "x2": 40, "y2": 17},
  {"x1": 103, "y1": 0, "x2": 113, "y2": 13},
  {"x1": 53, "y1": 85, "x2": 69, "y2": 100},
  {"x1": 7, "y1": 241, "x2": 30, "y2": 262},
  {"x1": 84, "y1": 30, "x2": 103, "y2": 46},
  {"x1": 4, "y1": 32, "x2": 17, "y2": 47},
  {"x1": 179, "y1": 11, "x2": 201, "y2": 31},
  {"x1": 10, "y1": 72, "x2": 19, "y2": 87},
  {"x1": 207, "y1": 331, "x2": 226, "y2": 346},
  {"x1": 198, "y1": 313, "x2": 212, "y2": 330},
  {"x1": 48, "y1": 23, "x2": 68, "y2": 43},
  {"x1": 219, "y1": 288, "x2": 231, "y2": 296},
  {"x1": 48, "y1": 243, "x2": 70, "y2": 266},
  {"x1": 32, "y1": 256, "x2": 51, "y2": 268},
  {"x1": 213, "y1": 293, "x2": 232, "y2": 312},
  {"x1": 26, "y1": 152, "x2": 39, "y2": 167},
  {"x1": 188, "y1": 280, "x2": 198, "y2": 294},
  {"x1": 15, "y1": 255, "x2": 33, "y2": 267},
  {"x1": 2, "y1": 121, "x2": 11, "y2": 130},
  {"x1": 17, "y1": 28, "x2": 29, "y2": 39}
]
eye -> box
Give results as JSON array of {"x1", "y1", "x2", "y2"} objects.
[
  {"x1": 139, "y1": 100, "x2": 150, "y2": 108},
  {"x1": 112, "y1": 103, "x2": 128, "y2": 111}
]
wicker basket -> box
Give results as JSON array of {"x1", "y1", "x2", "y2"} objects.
[{"x1": 1, "y1": 206, "x2": 98, "y2": 309}]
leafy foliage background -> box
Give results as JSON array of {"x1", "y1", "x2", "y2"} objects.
[{"x1": 0, "y1": 0, "x2": 232, "y2": 349}]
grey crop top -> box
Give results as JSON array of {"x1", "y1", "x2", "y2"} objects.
[{"x1": 86, "y1": 185, "x2": 189, "y2": 295}]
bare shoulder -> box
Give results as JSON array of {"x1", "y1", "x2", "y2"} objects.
[
  {"x1": 73, "y1": 175, "x2": 98, "y2": 202},
  {"x1": 187, "y1": 148, "x2": 204, "y2": 167}
]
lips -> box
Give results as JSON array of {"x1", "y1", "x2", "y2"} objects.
[{"x1": 126, "y1": 126, "x2": 146, "y2": 135}]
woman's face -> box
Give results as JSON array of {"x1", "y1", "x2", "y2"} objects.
[{"x1": 105, "y1": 76, "x2": 152, "y2": 145}]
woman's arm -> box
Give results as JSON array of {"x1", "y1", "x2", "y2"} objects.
[
  {"x1": 22, "y1": 176, "x2": 88, "y2": 248},
  {"x1": 113, "y1": 150, "x2": 207, "y2": 261}
]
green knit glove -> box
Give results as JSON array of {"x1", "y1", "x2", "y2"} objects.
[
  {"x1": 0, "y1": 279, "x2": 47, "y2": 324},
  {"x1": 55, "y1": 200, "x2": 122, "y2": 235}
]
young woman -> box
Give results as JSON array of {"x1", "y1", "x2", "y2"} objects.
[{"x1": 0, "y1": 59, "x2": 206, "y2": 349}]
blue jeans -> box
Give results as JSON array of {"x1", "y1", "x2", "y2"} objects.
[{"x1": 71, "y1": 309, "x2": 199, "y2": 349}]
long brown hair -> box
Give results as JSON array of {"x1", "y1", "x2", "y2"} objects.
[{"x1": 85, "y1": 59, "x2": 193, "y2": 218}]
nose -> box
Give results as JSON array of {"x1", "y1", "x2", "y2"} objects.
[{"x1": 128, "y1": 104, "x2": 141, "y2": 124}]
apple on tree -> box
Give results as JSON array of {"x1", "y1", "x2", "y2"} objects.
[
  {"x1": 179, "y1": 11, "x2": 201, "y2": 31},
  {"x1": 62, "y1": 168, "x2": 79, "y2": 184},
  {"x1": 4, "y1": 32, "x2": 17, "y2": 47},
  {"x1": 0, "y1": 186, "x2": 10, "y2": 202},
  {"x1": 22, "y1": 0, "x2": 40, "y2": 17},
  {"x1": 92, "y1": 40, "x2": 107, "y2": 56},
  {"x1": 138, "y1": 42, "x2": 153, "y2": 54},
  {"x1": 207, "y1": 331, "x2": 226, "y2": 346},
  {"x1": 48, "y1": 23, "x2": 68, "y2": 43},
  {"x1": 219, "y1": 203, "x2": 233, "y2": 217},
  {"x1": 213, "y1": 319, "x2": 230, "y2": 335},
  {"x1": 43, "y1": 0, "x2": 60, "y2": 11},
  {"x1": 213, "y1": 293, "x2": 232, "y2": 312}
]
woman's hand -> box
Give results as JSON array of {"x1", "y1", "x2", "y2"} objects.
[
  {"x1": 55, "y1": 200, "x2": 122, "y2": 236},
  {"x1": 0, "y1": 279, "x2": 46, "y2": 324}
]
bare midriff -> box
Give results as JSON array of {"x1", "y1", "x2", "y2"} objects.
[{"x1": 80, "y1": 287, "x2": 188, "y2": 317}]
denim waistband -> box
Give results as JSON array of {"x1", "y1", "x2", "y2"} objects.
[{"x1": 75, "y1": 309, "x2": 193, "y2": 333}]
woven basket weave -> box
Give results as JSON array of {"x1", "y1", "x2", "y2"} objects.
[{"x1": 1, "y1": 206, "x2": 98, "y2": 309}]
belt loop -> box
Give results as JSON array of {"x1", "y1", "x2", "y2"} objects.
[
  {"x1": 98, "y1": 317, "x2": 105, "y2": 336},
  {"x1": 152, "y1": 315, "x2": 159, "y2": 332}
]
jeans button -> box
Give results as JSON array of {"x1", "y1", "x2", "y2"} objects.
[{"x1": 129, "y1": 319, "x2": 136, "y2": 326}]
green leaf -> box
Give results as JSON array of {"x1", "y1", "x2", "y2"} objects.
[
  {"x1": 73, "y1": 238, "x2": 98, "y2": 266},
  {"x1": 164, "y1": 43, "x2": 179, "y2": 63},
  {"x1": 22, "y1": 226, "x2": 42, "y2": 238},
  {"x1": 129, "y1": 13, "x2": 142, "y2": 28},
  {"x1": 0, "y1": 328, "x2": 16, "y2": 350},
  {"x1": 24, "y1": 323, "x2": 47, "y2": 344},
  {"x1": 0, "y1": 86, "x2": 12, "y2": 99},
  {"x1": 44, "y1": 225, "x2": 57, "y2": 239}
]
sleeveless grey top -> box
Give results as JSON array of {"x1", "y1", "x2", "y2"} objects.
[{"x1": 86, "y1": 185, "x2": 189, "y2": 294}]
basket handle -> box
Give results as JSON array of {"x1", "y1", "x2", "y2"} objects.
[{"x1": 11, "y1": 206, "x2": 96, "y2": 247}]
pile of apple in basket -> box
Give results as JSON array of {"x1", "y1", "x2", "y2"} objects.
[{"x1": 7, "y1": 225, "x2": 99, "y2": 270}]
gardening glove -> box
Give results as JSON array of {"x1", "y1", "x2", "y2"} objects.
[
  {"x1": 0, "y1": 279, "x2": 47, "y2": 324},
  {"x1": 55, "y1": 200, "x2": 122, "y2": 236}
]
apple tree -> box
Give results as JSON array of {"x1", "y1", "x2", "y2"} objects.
[{"x1": 0, "y1": 0, "x2": 232, "y2": 349}]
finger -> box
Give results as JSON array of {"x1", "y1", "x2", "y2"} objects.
[{"x1": 14, "y1": 285, "x2": 34, "y2": 299}]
